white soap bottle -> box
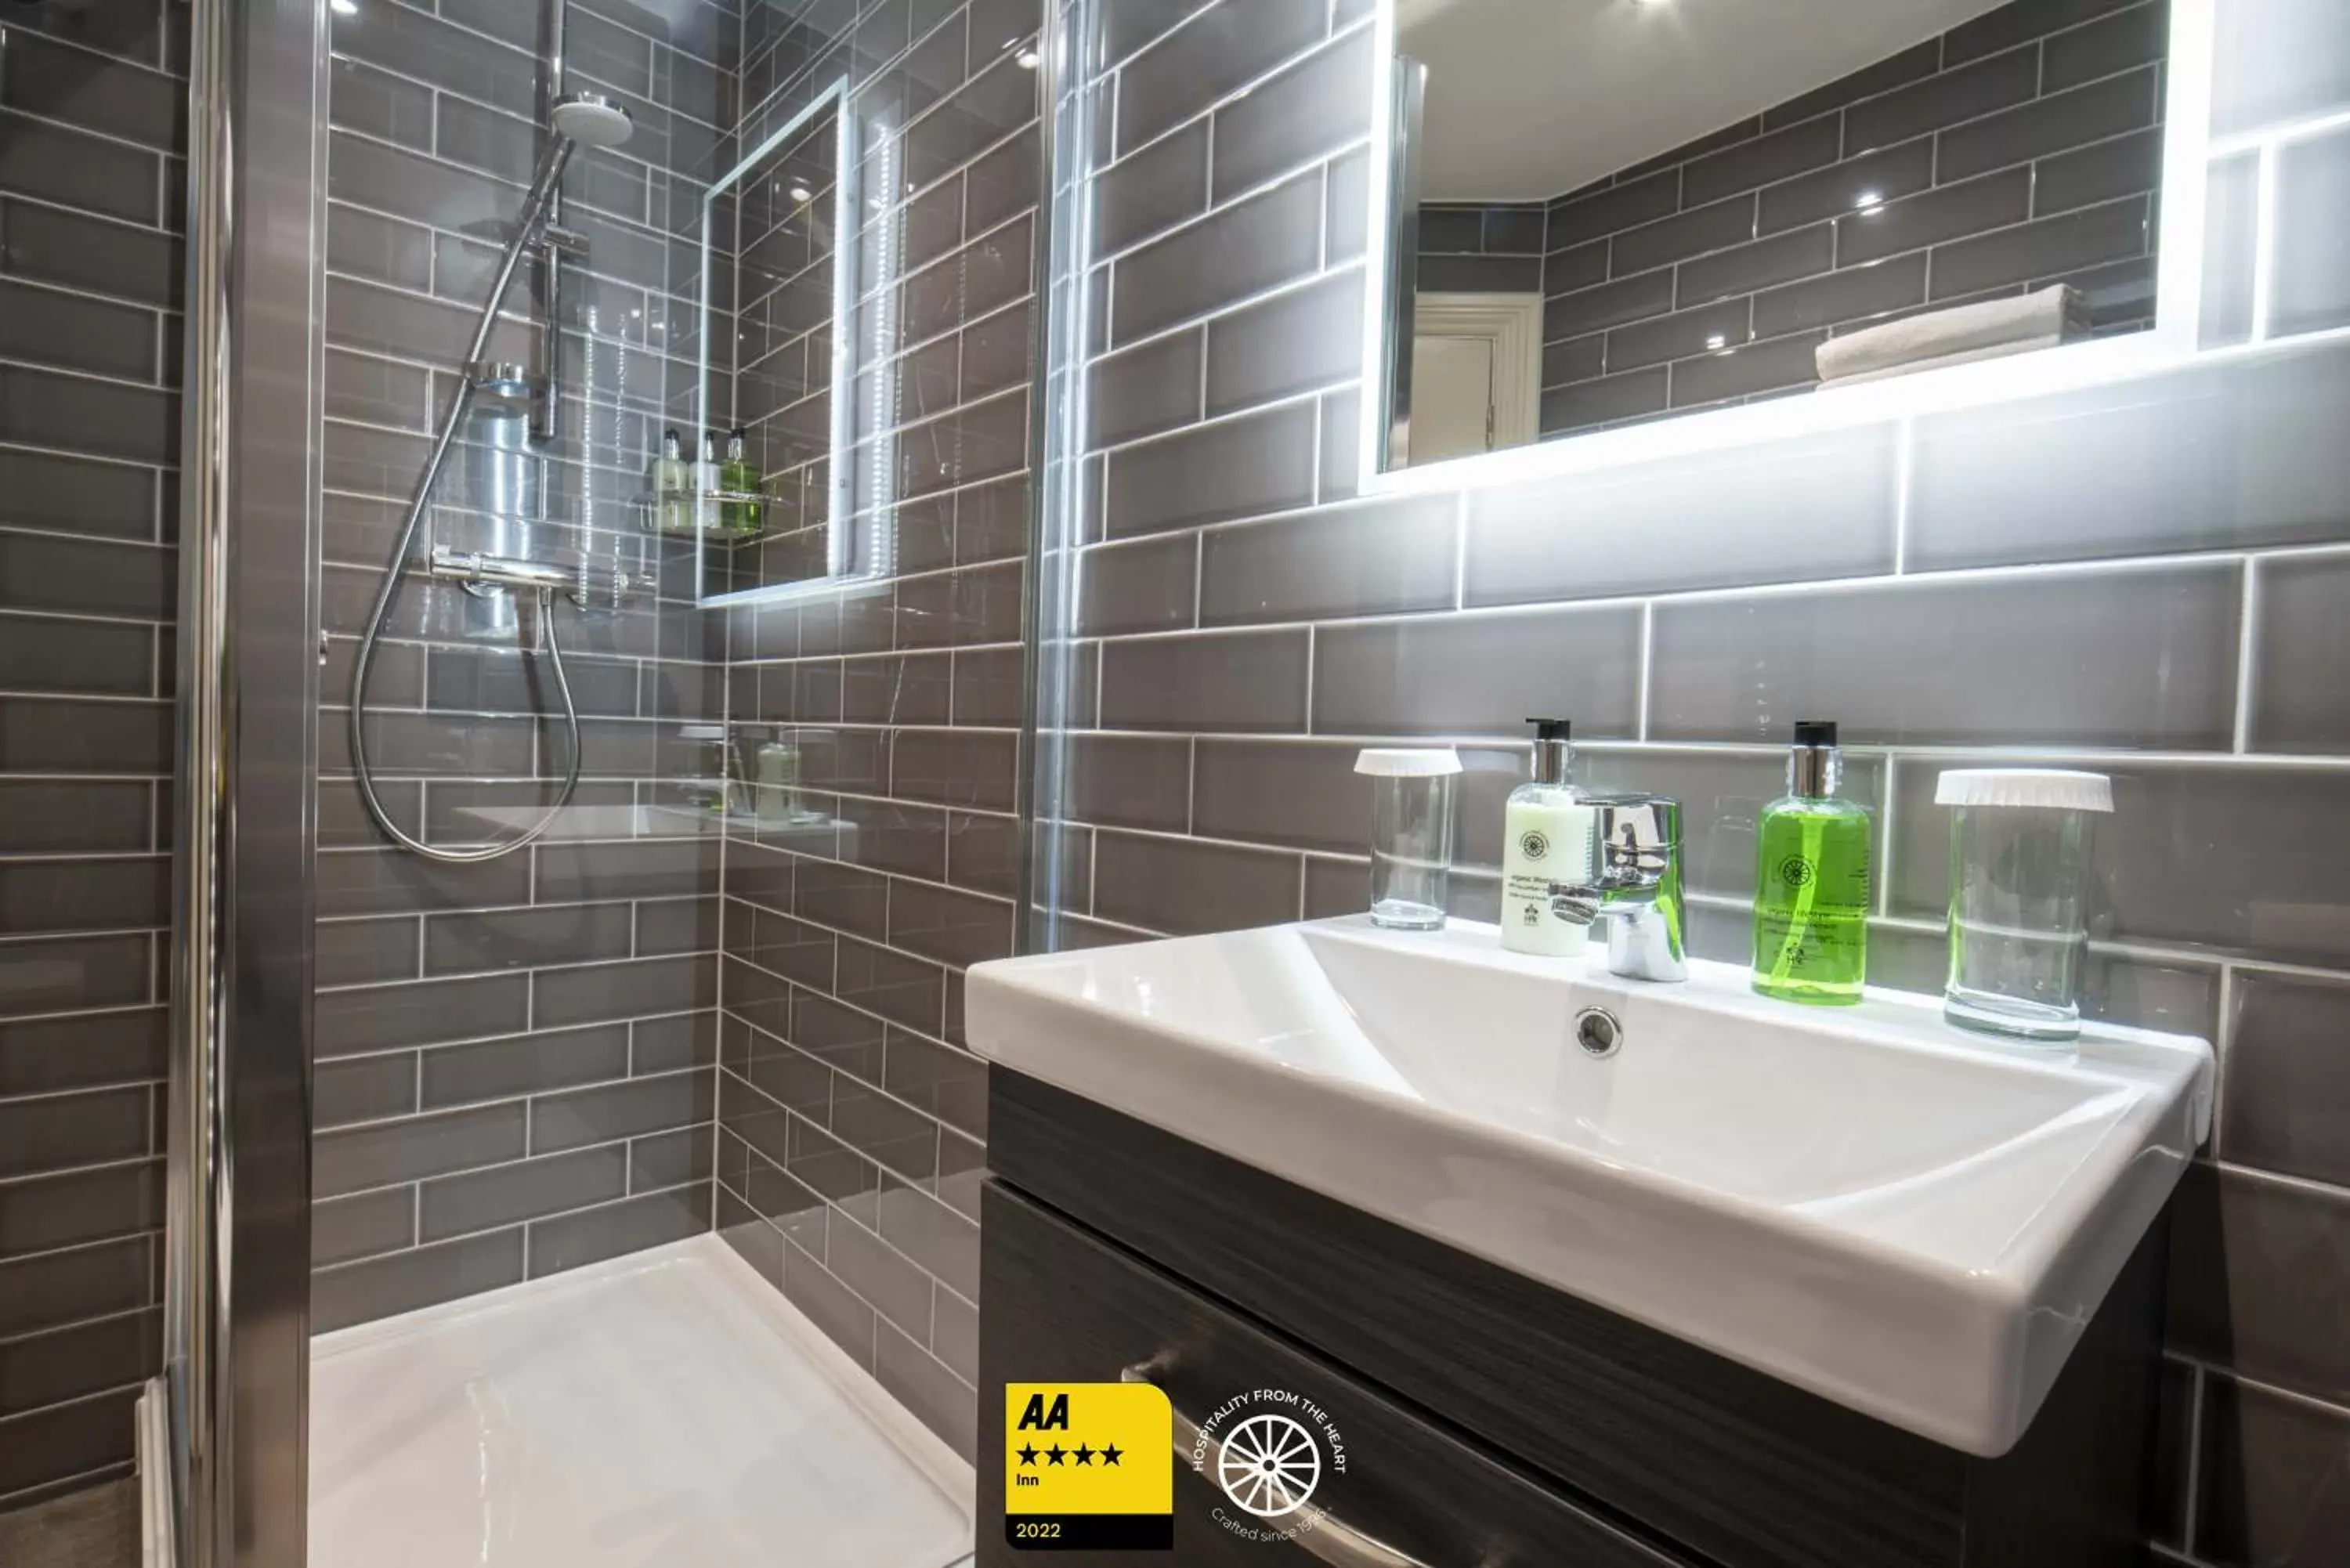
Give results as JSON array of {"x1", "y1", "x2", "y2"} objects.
[
  {"x1": 653, "y1": 428, "x2": 691, "y2": 535},
  {"x1": 1501, "y1": 718, "x2": 1598, "y2": 956}
]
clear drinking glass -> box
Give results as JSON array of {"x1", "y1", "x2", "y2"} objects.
[
  {"x1": 1356, "y1": 750, "x2": 1461, "y2": 930},
  {"x1": 1937, "y1": 770, "x2": 2113, "y2": 1042}
]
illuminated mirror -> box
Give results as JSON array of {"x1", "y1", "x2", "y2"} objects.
[
  {"x1": 692, "y1": 78, "x2": 856, "y2": 605},
  {"x1": 1366, "y1": 0, "x2": 2216, "y2": 482}
]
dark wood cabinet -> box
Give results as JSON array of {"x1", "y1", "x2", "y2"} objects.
[
  {"x1": 981, "y1": 1183, "x2": 1696, "y2": 1566},
  {"x1": 979, "y1": 1069, "x2": 2168, "y2": 1568}
]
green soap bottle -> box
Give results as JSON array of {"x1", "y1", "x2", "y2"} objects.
[
  {"x1": 719, "y1": 427, "x2": 763, "y2": 537},
  {"x1": 1752, "y1": 720, "x2": 1871, "y2": 1005}
]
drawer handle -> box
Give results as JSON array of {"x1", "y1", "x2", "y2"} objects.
[{"x1": 1121, "y1": 1364, "x2": 1469, "y2": 1568}]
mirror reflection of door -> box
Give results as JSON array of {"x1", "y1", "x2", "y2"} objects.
[{"x1": 1404, "y1": 294, "x2": 1541, "y2": 467}]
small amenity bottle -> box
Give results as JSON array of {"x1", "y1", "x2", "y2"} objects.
[
  {"x1": 1501, "y1": 718, "x2": 1598, "y2": 956},
  {"x1": 1752, "y1": 720, "x2": 1871, "y2": 1005},
  {"x1": 654, "y1": 428, "x2": 692, "y2": 535},
  {"x1": 755, "y1": 736, "x2": 803, "y2": 825},
  {"x1": 720, "y1": 428, "x2": 763, "y2": 537},
  {"x1": 695, "y1": 431, "x2": 722, "y2": 535}
]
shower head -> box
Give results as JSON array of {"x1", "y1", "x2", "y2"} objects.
[{"x1": 551, "y1": 91, "x2": 634, "y2": 150}]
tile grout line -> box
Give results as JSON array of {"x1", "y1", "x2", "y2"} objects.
[
  {"x1": 2230, "y1": 559, "x2": 2258, "y2": 753},
  {"x1": 1450, "y1": 491, "x2": 1468, "y2": 612},
  {"x1": 1044, "y1": 536, "x2": 2350, "y2": 632},
  {"x1": 0, "y1": 1373, "x2": 162, "y2": 1429},
  {"x1": 1634, "y1": 602, "x2": 1654, "y2": 743},
  {"x1": 1876, "y1": 755, "x2": 1899, "y2": 918},
  {"x1": 2209, "y1": 963, "x2": 2235, "y2": 1160},
  {"x1": 2248, "y1": 143, "x2": 2278, "y2": 344},
  {"x1": 1892, "y1": 415, "x2": 1914, "y2": 573}
]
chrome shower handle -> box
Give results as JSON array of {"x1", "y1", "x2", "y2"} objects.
[
  {"x1": 427, "y1": 545, "x2": 574, "y2": 594},
  {"x1": 427, "y1": 545, "x2": 636, "y2": 611}
]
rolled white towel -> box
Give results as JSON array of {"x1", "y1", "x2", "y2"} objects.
[{"x1": 1816, "y1": 284, "x2": 2084, "y2": 385}]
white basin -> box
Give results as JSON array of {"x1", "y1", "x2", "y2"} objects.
[{"x1": 965, "y1": 916, "x2": 2211, "y2": 1456}]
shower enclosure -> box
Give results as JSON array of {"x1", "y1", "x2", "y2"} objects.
[{"x1": 141, "y1": 0, "x2": 1049, "y2": 1559}]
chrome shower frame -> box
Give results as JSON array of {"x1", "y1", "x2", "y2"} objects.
[{"x1": 166, "y1": 0, "x2": 325, "y2": 1562}]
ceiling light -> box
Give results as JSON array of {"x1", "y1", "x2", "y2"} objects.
[
  {"x1": 789, "y1": 183, "x2": 813, "y2": 203},
  {"x1": 331, "y1": 0, "x2": 358, "y2": 13},
  {"x1": 1705, "y1": 334, "x2": 1726, "y2": 351},
  {"x1": 1016, "y1": 48, "x2": 1039, "y2": 68},
  {"x1": 1853, "y1": 189, "x2": 1884, "y2": 212}
]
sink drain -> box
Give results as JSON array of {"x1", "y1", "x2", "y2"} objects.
[{"x1": 1573, "y1": 1006, "x2": 1622, "y2": 1058}]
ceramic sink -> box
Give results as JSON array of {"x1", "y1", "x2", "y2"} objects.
[{"x1": 964, "y1": 916, "x2": 2211, "y2": 1456}]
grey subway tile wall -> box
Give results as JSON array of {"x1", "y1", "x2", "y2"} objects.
[
  {"x1": 310, "y1": 0, "x2": 735, "y2": 1331},
  {"x1": 711, "y1": 0, "x2": 1039, "y2": 1462},
  {"x1": 1043, "y1": 0, "x2": 2350, "y2": 1560},
  {"x1": 1415, "y1": 201, "x2": 1545, "y2": 294},
  {"x1": 0, "y1": 0, "x2": 182, "y2": 1509},
  {"x1": 1459, "y1": 0, "x2": 2171, "y2": 437}
]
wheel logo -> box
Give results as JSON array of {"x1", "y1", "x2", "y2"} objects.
[
  {"x1": 1519, "y1": 830, "x2": 1550, "y2": 862},
  {"x1": 1777, "y1": 855, "x2": 1816, "y2": 889},
  {"x1": 1214, "y1": 1413, "x2": 1321, "y2": 1518}
]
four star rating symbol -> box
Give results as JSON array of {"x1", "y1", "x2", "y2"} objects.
[
  {"x1": 1004, "y1": 1384, "x2": 1173, "y2": 1548},
  {"x1": 1019, "y1": 1441, "x2": 1123, "y2": 1468}
]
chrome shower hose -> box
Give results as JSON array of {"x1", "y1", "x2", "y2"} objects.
[{"x1": 348, "y1": 135, "x2": 584, "y2": 864}]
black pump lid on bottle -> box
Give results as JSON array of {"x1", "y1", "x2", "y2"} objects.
[
  {"x1": 1788, "y1": 721, "x2": 1840, "y2": 797},
  {"x1": 1527, "y1": 718, "x2": 1571, "y2": 785}
]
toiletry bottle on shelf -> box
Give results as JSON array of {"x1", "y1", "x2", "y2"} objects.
[
  {"x1": 756, "y1": 735, "x2": 804, "y2": 825},
  {"x1": 1752, "y1": 720, "x2": 1871, "y2": 1005},
  {"x1": 721, "y1": 428, "x2": 763, "y2": 538},
  {"x1": 1501, "y1": 718, "x2": 1598, "y2": 956},
  {"x1": 654, "y1": 428, "x2": 692, "y2": 536},
  {"x1": 695, "y1": 432, "x2": 721, "y2": 537}
]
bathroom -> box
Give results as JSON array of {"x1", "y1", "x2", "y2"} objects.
[{"x1": 0, "y1": 0, "x2": 2345, "y2": 1562}]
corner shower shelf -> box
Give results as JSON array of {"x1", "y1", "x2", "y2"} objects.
[{"x1": 630, "y1": 490, "x2": 794, "y2": 547}]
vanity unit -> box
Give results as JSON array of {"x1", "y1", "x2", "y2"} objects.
[{"x1": 965, "y1": 919, "x2": 2211, "y2": 1567}]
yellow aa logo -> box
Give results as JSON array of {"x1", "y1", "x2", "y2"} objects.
[{"x1": 1003, "y1": 1382, "x2": 1173, "y2": 1550}]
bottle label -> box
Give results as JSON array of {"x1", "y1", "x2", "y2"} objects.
[
  {"x1": 1765, "y1": 846, "x2": 1871, "y2": 909},
  {"x1": 1752, "y1": 809, "x2": 1871, "y2": 987},
  {"x1": 1752, "y1": 908, "x2": 1867, "y2": 963},
  {"x1": 1500, "y1": 801, "x2": 1593, "y2": 956},
  {"x1": 1503, "y1": 872, "x2": 1568, "y2": 927}
]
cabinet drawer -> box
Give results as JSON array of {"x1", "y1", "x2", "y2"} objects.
[
  {"x1": 978, "y1": 1182, "x2": 1697, "y2": 1568},
  {"x1": 990, "y1": 1072, "x2": 1968, "y2": 1568}
]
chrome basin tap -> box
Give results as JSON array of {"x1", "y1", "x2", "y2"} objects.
[{"x1": 1549, "y1": 795, "x2": 1687, "y2": 982}]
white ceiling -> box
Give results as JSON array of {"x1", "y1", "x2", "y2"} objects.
[{"x1": 1401, "y1": 0, "x2": 2013, "y2": 203}]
